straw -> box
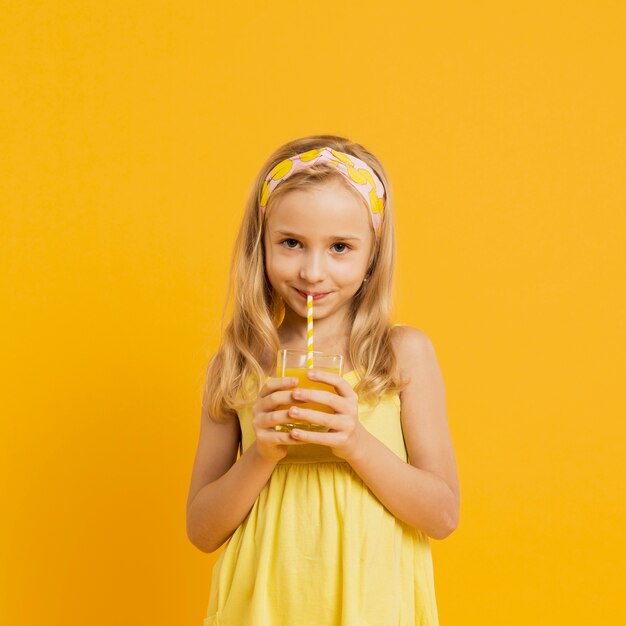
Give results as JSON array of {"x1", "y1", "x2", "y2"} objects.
[{"x1": 306, "y1": 294, "x2": 314, "y2": 368}]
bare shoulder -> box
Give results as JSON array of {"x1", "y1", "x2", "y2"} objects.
[
  {"x1": 390, "y1": 324, "x2": 459, "y2": 510},
  {"x1": 186, "y1": 386, "x2": 241, "y2": 516},
  {"x1": 390, "y1": 325, "x2": 437, "y2": 380},
  {"x1": 390, "y1": 324, "x2": 432, "y2": 345}
]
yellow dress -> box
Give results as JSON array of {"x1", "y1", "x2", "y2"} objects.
[{"x1": 204, "y1": 370, "x2": 440, "y2": 626}]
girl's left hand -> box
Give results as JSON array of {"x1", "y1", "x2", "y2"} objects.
[{"x1": 287, "y1": 369, "x2": 366, "y2": 462}]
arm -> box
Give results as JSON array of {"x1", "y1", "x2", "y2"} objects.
[
  {"x1": 186, "y1": 414, "x2": 276, "y2": 553},
  {"x1": 288, "y1": 327, "x2": 460, "y2": 540},
  {"x1": 341, "y1": 428, "x2": 459, "y2": 540},
  {"x1": 186, "y1": 376, "x2": 306, "y2": 553},
  {"x1": 348, "y1": 326, "x2": 460, "y2": 538}
]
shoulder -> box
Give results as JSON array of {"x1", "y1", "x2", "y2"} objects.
[
  {"x1": 390, "y1": 324, "x2": 435, "y2": 361},
  {"x1": 390, "y1": 325, "x2": 440, "y2": 385}
]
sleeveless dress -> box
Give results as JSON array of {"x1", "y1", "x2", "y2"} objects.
[{"x1": 203, "y1": 370, "x2": 440, "y2": 626}]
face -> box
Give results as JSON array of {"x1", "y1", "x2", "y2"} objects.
[{"x1": 264, "y1": 178, "x2": 374, "y2": 328}]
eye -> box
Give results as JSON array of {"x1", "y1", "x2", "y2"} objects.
[
  {"x1": 281, "y1": 238, "x2": 301, "y2": 249},
  {"x1": 331, "y1": 242, "x2": 350, "y2": 253}
]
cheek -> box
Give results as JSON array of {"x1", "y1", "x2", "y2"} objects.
[
  {"x1": 265, "y1": 251, "x2": 291, "y2": 285},
  {"x1": 334, "y1": 258, "x2": 369, "y2": 284}
]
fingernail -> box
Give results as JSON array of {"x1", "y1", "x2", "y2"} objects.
[{"x1": 290, "y1": 406, "x2": 299, "y2": 415}]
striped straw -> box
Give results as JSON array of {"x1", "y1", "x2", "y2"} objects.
[{"x1": 306, "y1": 294, "x2": 314, "y2": 368}]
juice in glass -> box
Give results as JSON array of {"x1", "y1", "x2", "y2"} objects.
[{"x1": 275, "y1": 349, "x2": 343, "y2": 432}]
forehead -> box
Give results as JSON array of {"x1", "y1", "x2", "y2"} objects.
[{"x1": 266, "y1": 179, "x2": 372, "y2": 237}]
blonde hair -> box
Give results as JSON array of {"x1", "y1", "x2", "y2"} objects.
[{"x1": 203, "y1": 134, "x2": 405, "y2": 421}]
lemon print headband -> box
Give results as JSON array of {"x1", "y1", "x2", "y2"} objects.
[{"x1": 259, "y1": 147, "x2": 386, "y2": 239}]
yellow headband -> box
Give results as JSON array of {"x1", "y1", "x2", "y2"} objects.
[{"x1": 259, "y1": 147, "x2": 386, "y2": 239}]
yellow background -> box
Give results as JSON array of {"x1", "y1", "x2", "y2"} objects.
[{"x1": 1, "y1": 2, "x2": 624, "y2": 625}]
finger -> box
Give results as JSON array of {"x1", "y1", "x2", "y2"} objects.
[
  {"x1": 259, "y1": 430, "x2": 309, "y2": 446},
  {"x1": 255, "y1": 409, "x2": 293, "y2": 430},
  {"x1": 291, "y1": 387, "x2": 345, "y2": 412},
  {"x1": 256, "y1": 428, "x2": 310, "y2": 449},
  {"x1": 257, "y1": 389, "x2": 302, "y2": 414},
  {"x1": 260, "y1": 376, "x2": 299, "y2": 397},
  {"x1": 280, "y1": 432, "x2": 310, "y2": 444},
  {"x1": 289, "y1": 428, "x2": 340, "y2": 445},
  {"x1": 259, "y1": 406, "x2": 331, "y2": 431},
  {"x1": 286, "y1": 406, "x2": 337, "y2": 430},
  {"x1": 306, "y1": 369, "x2": 355, "y2": 398}
]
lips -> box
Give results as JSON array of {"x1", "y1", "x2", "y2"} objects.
[{"x1": 294, "y1": 288, "x2": 330, "y2": 301}]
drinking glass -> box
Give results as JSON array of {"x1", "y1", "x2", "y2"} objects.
[{"x1": 275, "y1": 349, "x2": 343, "y2": 432}]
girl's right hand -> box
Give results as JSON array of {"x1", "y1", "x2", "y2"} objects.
[{"x1": 252, "y1": 376, "x2": 306, "y2": 462}]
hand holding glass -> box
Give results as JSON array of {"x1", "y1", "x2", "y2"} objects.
[{"x1": 275, "y1": 349, "x2": 343, "y2": 432}]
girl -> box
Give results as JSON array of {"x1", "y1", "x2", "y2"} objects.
[{"x1": 187, "y1": 135, "x2": 460, "y2": 626}]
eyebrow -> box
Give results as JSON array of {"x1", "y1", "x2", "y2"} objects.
[{"x1": 274, "y1": 230, "x2": 362, "y2": 241}]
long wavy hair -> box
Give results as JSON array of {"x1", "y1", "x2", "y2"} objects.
[{"x1": 203, "y1": 134, "x2": 405, "y2": 421}]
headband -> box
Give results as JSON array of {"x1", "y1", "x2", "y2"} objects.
[{"x1": 259, "y1": 146, "x2": 386, "y2": 239}]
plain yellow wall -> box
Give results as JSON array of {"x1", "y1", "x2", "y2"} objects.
[{"x1": 1, "y1": 2, "x2": 624, "y2": 625}]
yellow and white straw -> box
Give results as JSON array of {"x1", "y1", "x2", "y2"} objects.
[{"x1": 306, "y1": 294, "x2": 314, "y2": 368}]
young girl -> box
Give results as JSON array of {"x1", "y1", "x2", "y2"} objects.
[{"x1": 187, "y1": 135, "x2": 460, "y2": 626}]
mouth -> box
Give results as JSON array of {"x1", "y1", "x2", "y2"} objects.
[{"x1": 294, "y1": 288, "x2": 330, "y2": 302}]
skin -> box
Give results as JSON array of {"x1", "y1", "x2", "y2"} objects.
[
  {"x1": 264, "y1": 178, "x2": 374, "y2": 359},
  {"x1": 186, "y1": 179, "x2": 460, "y2": 552}
]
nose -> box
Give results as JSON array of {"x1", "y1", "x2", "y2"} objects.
[{"x1": 299, "y1": 250, "x2": 326, "y2": 284}]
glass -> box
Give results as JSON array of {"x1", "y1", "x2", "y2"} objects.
[{"x1": 274, "y1": 349, "x2": 344, "y2": 432}]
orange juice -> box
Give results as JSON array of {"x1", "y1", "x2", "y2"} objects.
[{"x1": 275, "y1": 350, "x2": 343, "y2": 432}]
